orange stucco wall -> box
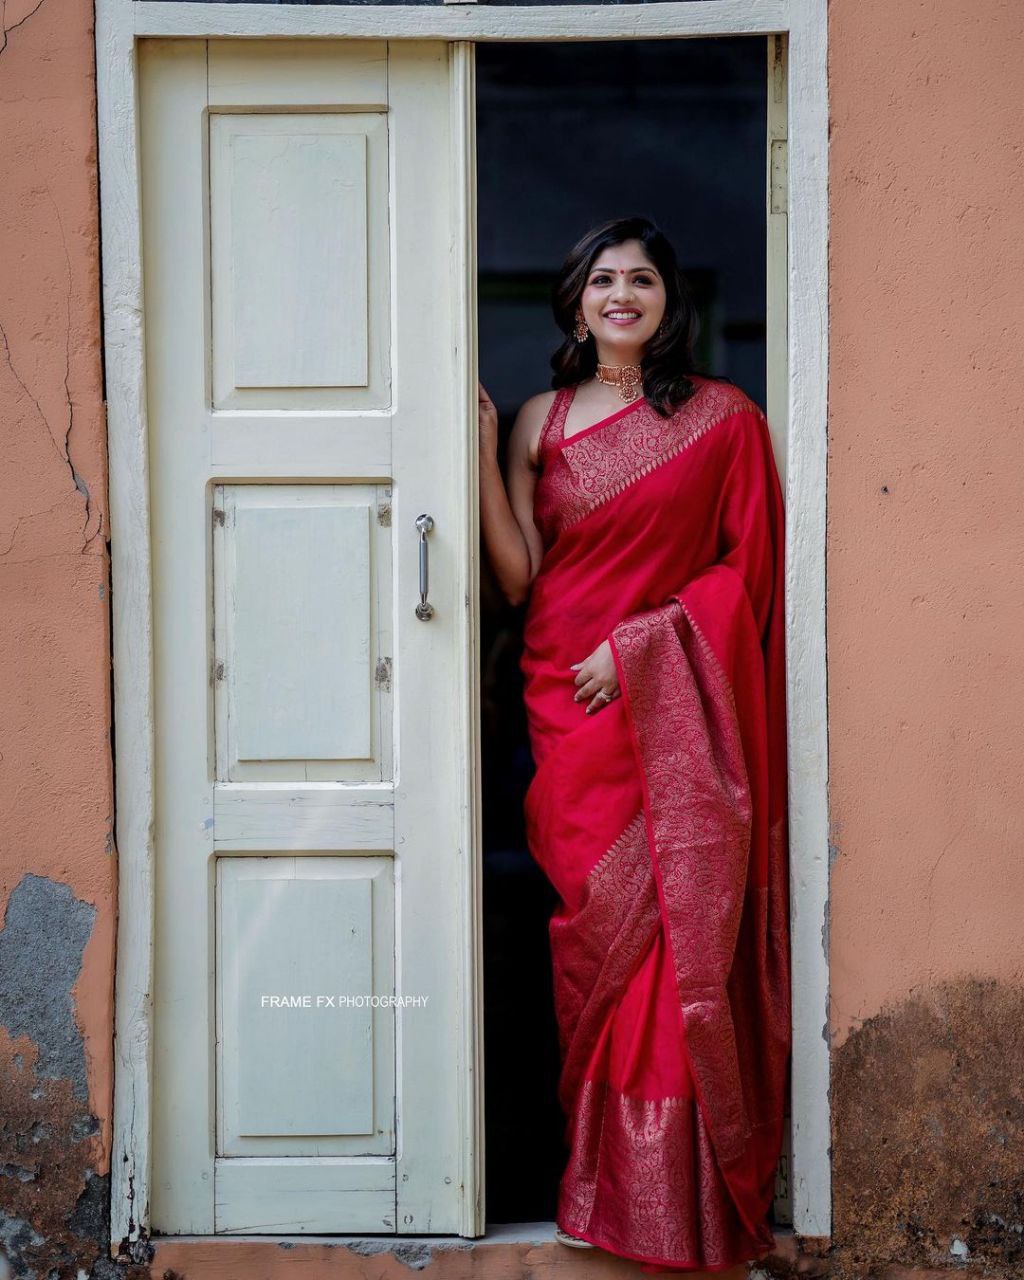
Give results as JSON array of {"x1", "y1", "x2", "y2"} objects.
[
  {"x1": 0, "y1": 0, "x2": 113, "y2": 1126},
  {"x1": 826, "y1": 0, "x2": 1024, "y2": 1043},
  {"x1": 0, "y1": 0, "x2": 115, "y2": 1270},
  {"x1": 825, "y1": 2, "x2": 1024, "y2": 1270},
  {"x1": 0, "y1": 0, "x2": 1021, "y2": 1276}
]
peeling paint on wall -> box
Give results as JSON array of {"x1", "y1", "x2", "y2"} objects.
[
  {"x1": 0, "y1": 0, "x2": 117, "y2": 1270},
  {"x1": 0, "y1": 877, "x2": 95, "y2": 1102},
  {"x1": 0, "y1": 879, "x2": 147, "y2": 1279}
]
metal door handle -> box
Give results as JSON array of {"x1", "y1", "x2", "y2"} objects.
[{"x1": 415, "y1": 513, "x2": 435, "y2": 620}]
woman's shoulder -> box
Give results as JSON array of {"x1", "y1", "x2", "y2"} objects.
[
  {"x1": 514, "y1": 387, "x2": 561, "y2": 425},
  {"x1": 684, "y1": 377, "x2": 778, "y2": 491},
  {"x1": 517, "y1": 389, "x2": 563, "y2": 455},
  {"x1": 689, "y1": 374, "x2": 766, "y2": 423},
  {"x1": 509, "y1": 387, "x2": 563, "y2": 470},
  {"x1": 667, "y1": 378, "x2": 769, "y2": 482}
]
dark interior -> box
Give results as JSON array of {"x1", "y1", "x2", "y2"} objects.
[{"x1": 476, "y1": 37, "x2": 769, "y2": 1223}]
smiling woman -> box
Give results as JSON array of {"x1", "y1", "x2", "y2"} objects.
[
  {"x1": 547, "y1": 218, "x2": 706, "y2": 427},
  {"x1": 478, "y1": 216, "x2": 791, "y2": 1273},
  {"x1": 573, "y1": 246, "x2": 668, "y2": 403}
]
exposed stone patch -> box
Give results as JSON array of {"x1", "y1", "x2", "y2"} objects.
[
  {"x1": 0, "y1": 876, "x2": 95, "y2": 1102},
  {"x1": 0, "y1": 876, "x2": 150, "y2": 1279},
  {"x1": 0, "y1": 1026, "x2": 88, "y2": 1278},
  {"x1": 0, "y1": 1025, "x2": 152, "y2": 1280}
]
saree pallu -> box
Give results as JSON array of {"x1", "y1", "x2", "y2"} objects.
[{"x1": 520, "y1": 374, "x2": 791, "y2": 1274}]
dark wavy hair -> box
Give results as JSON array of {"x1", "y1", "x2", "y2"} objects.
[{"x1": 550, "y1": 215, "x2": 715, "y2": 418}]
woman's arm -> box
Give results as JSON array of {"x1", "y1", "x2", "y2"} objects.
[{"x1": 478, "y1": 383, "x2": 551, "y2": 607}]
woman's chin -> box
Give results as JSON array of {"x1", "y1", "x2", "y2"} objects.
[{"x1": 595, "y1": 328, "x2": 654, "y2": 357}]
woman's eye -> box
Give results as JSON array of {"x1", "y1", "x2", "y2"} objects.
[{"x1": 590, "y1": 273, "x2": 654, "y2": 285}]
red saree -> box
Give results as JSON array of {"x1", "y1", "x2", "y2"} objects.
[{"x1": 520, "y1": 374, "x2": 791, "y2": 1274}]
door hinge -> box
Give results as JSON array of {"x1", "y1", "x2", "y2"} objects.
[
  {"x1": 770, "y1": 138, "x2": 788, "y2": 215},
  {"x1": 214, "y1": 659, "x2": 225, "y2": 683},
  {"x1": 375, "y1": 656, "x2": 392, "y2": 692},
  {"x1": 377, "y1": 500, "x2": 391, "y2": 527},
  {"x1": 212, "y1": 507, "x2": 225, "y2": 528},
  {"x1": 768, "y1": 33, "x2": 788, "y2": 216}
]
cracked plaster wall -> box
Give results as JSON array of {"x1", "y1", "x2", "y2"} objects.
[{"x1": 0, "y1": 0, "x2": 116, "y2": 1275}]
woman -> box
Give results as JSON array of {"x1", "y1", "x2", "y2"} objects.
[{"x1": 478, "y1": 215, "x2": 791, "y2": 1275}]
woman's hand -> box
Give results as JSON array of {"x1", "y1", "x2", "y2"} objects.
[
  {"x1": 570, "y1": 640, "x2": 621, "y2": 714},
  {"x1": 479, "y1": 381, "x2": 499, "y2": 462}
]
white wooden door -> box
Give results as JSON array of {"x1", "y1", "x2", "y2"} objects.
[{"x1": 139, "y1": 37, "x2": 478, "y2": 1235}]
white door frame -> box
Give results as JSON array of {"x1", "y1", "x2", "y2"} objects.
[{"x1": 96, "y1": 0, "x2": 829, "y2": 1253}]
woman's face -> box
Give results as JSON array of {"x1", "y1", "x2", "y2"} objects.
[{"x1": 578, "y1": 238, "x2": 668, "y2": 360}]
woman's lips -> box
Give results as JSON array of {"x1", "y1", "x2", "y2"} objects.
[{"x1": 603, "y1": 311, "x2": 643, "y2": 326}]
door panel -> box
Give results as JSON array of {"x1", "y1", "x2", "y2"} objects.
[
  {"x1": 213, "y1": 483, "x2": 392, "y2": 783},
  {"x1": 217, "y1": 855, "x2": 395, "y2": 1156},
  {"x1": 141, "y1": 37, "x2": 474, "y2": 1235},
  {"x1": 209, "y1": 111, "x2": 390, "y2": 409}
]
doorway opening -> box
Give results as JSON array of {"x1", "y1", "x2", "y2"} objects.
[
  {"x1": 475, "y1": 36, "x2": 788, "y2": 1226},
  {"x1": 102, "y1": 0, "x2": 829, "y2": 1248}
]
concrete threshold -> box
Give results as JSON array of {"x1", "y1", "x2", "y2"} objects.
[
  {"x1": 144, "y1": 1224, "x2": 801, "y2": 1278},
  {"x1": 160, "y1": 1221, "x2": 565, "y2": 1247}
]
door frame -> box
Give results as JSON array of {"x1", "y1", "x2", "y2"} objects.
[{"x1": 96, "y1": 0, "x2": 829, "y2": 1253}]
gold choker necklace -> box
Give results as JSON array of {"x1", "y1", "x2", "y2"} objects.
[{"x1": 595, "y1": 361, "x2": 643, "y2": 403}]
